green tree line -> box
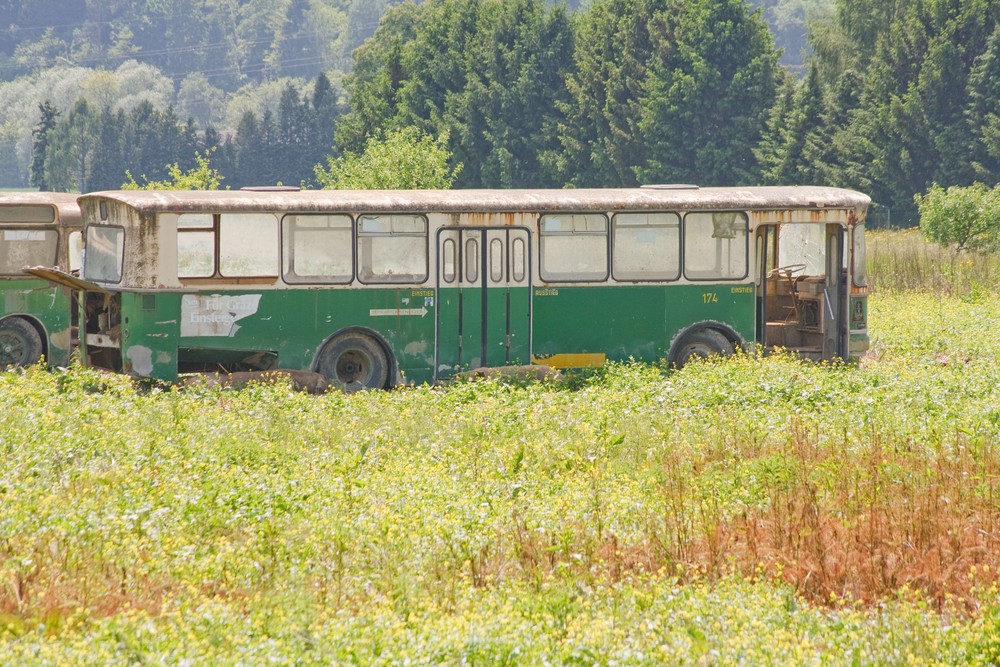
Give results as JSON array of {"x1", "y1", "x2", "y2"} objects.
[
  {"x1": 30, "y1": 74, "x2": 342, "y2": 191},
  {"x1": 17, "y1": 0, "x2": 1000, "y2": 226}
]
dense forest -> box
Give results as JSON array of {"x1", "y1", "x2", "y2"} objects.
[{"x1": 2, "y1": 0, "x2": 997, "y2": 225}]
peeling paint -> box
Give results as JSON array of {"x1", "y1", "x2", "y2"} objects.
[
  {"x1": 48, "y1": 327, "x2": 72, "y2": 350},
  {"x1": 180, "y1": 294, "x2": 262, "y2": 337},
  {"x1": 127, "y1": 345, "x2": 154, "y2": 376},
  {"x1": 404, "y1": 340, "x2": 428, "y2": 356}
]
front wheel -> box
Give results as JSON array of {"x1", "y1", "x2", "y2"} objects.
[
  {"x1": 671, "y1": 329, "x2": 734, "y2": 368},
  {"x1": 0, "y1": 317, "x2": 43, "y2": 368},
  {"x1": 316, "y1": 332, "x2": 390, "y2": 392}
]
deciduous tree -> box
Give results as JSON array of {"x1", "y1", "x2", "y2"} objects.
[
  {"x1": 315, "y1": 127, "x2": 461, "y2": 189},
  {"x1": 122, "y1": 150, "x2": 224, "y2": 190},
  {"x1": 917, "y1": 183, "x2": 1000, "y2": 254}
]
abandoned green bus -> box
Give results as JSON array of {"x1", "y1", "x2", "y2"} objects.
[
  {"x1": 1, "y1": 192, "x2": 83, "y2": 367},
  {"x1": 28, "y1": 186, "x2": 870, "y2": 389}
]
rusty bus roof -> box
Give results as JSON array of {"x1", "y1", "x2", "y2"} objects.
[
  {"x1": 0, "y1": 191, "x2": 83, "y2": 226},
  {"x1": 79, "y1": 186, "x2": 871, "y2": 215}
]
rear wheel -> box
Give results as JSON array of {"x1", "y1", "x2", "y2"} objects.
[
  {"x1": 316, "y1": 332, "x2": 390, "y2": 392},
  {"x1": 671, "y1": 329, "x2": 734, "y2": 368},
  {"x1": 0, "y1": 317, "x2": 43, "y2": 368}
]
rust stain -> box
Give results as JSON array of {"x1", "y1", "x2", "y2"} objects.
[{"x1": 462, "y1": 211, "x2": 522, "y2": 227}]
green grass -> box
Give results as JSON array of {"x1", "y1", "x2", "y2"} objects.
[
  {"x1": 2, "y1": 288, "x2": 1000, "y2": 664},
  {"x1": 2, "y1": 230, "x2": 1000, "y2": 664}
]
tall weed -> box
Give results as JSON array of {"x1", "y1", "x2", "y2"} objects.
[
  {"x1": 868, "y1": 228, "x2": 1000, "y2": 293},
  {"x1": 2, "y1": 293, "x2": 1000, "y2": 662}
]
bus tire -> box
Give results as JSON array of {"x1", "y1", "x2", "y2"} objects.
[
  {"x1": 671, "y1": 328, "x2": 734, "y2": 368},
  {"x1": 0, "y1": 317, "x2": 43, "y2": 368},
  {"x1": 316, "y1": 332, "x2": 390, "y2": 392}
]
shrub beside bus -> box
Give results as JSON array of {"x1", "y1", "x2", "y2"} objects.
[
  {"x1": 27, "y1": 186, "x2": 871, "y2": 389},
  {"x1": 1, "y1": 193, "x2": 83, "y2": 368}
]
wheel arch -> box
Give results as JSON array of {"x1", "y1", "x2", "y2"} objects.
[
  {"x1": 312, "y1": 326, "x2": 401, "y2": 389},
  {"x1": 667, "y1": 320, "x2": 745, "y2": 366}
]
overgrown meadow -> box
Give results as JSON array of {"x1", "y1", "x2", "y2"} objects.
[{"x1": 3, "y1": 231, "x2": 1000, "y2": 664}]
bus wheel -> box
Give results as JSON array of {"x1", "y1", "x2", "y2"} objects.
[
  {"x1": 316, "y1": 332, "x2": 390, "y2": 392},
  {"x1": 672, "y1": 329, "x2": 734, "y2": 368},
  {"x1": 0, "y1": 317, "x2": 43, "y2": 368}
]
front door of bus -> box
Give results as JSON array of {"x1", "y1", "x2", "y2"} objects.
[
  {"x1": 756, "y1": 223, "x2": 846, "y2": 360},
  {"x1": 435, "y1": 227, "x2": 531, "y2": 378}
]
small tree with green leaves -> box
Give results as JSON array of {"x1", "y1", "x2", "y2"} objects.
[
  {"x1": 315, "y1": 127, "x2": 461, "y2": 189},
  {"x1": 916, "y1": 183, "x2": 1000, "y2": 255},
  {"x1": 122, "y1": 150, "x2": 224, "y2": 190}
]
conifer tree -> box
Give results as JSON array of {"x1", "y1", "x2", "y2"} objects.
[
  {"x1": 88, "y1": 107, "x2": 126, "y2": 191},
  {"x1": 29, "y1": 101, "x2": 60, "y2": 191},
  {"x1": 44, "y1": 99, "x2": 98, "y2": 192},
  {"x1": 966, "y1": 25, "x2": 1000, "y2": 182},
  {"x1": 558, "y1": 0, "x2": 659, "y2": 186},
  {"x1": 638, "y1": 0, "x2": 778, "y2": 186}
]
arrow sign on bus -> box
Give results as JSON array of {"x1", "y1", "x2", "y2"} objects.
[{"x1": 369, "y1": 307, "x2": 428, "y2": 318}]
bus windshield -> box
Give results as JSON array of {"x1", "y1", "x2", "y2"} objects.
[
  {"x1": 0, "y1": 228, "x2": 58, "y2": 274},
  {"x1": 778, "y1": 224, "x2": 826, "y2": 274},
  {"x1": 84, "y1": 226, "x2": 125, "y2": 283}
]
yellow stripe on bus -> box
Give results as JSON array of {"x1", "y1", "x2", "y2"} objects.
[{"x1": 531, "y1": 353, "x2": 606, "y2": 369}]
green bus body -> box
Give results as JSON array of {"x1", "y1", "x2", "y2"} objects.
[
  {"x1": 100, "y1": 283, "x2": 757, "y2": 386},
  {"x1": 0, "y1": 193, "x2": 83, "y2": 368},
  {"x1": 33, "y1": 187, "x2": 870, "y2": 388}
]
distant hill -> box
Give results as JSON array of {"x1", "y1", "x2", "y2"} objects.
[
  {"x1": 1, "y1": 0, "x2": 816, "y2": 89},
  {"x1": 0, "y1": 0, "x2": 591, "y2": 89}
]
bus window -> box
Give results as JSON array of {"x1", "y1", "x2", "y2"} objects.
[
  {"x1": 512, "y1": 237, "x2": 526, "y2": 282},
  {"x1": 177, "y1": 213, "x2": 279, "y2": 279},
  {"x1": 0, "y1": 228, "x2": 58, "y2": 274},
  {"x1": 442, "y1": 238, "x2": 457, "y2": 283},
  {"x1": 220, "y1": 213, "x2": 278, "y2": 277},
  {"x1": 0, "y1": 206, "x2": 55, "y2": 224},
  {"x1": 852, "y1": 223, "x2": 867, "y2": 286},
  {"x1": 612, "y1": 212, "x2": 680, "y2": 281},
  {"x1": 683, "y1": 211, "x2": 748, "y2": 280},
  {"x1": 281, "y1": 214, "x2": 353, "y2": 284},
  {"x1": 539, "y1": 213, "x2": 608, "y2": 282},
  {"x1": 68, "y1": 231, "x2": 84, "y2": 274},
  {"x1": 85, "y1": 226, "x2": 125, "y2": 283},
  {"x1": 357, "y1": 214, "x2": 428, "y2": 284},
  {"x1": 177, "y1": 213, "x2": 215, "y2": 278},
  {"x1": 465, "y1": 237, "x2": 479, "y2": 282},
  {"x1": 490, "y1": 238, "x2": 504, "y2": 282},
  {"x1": 777, "y1": 224, "x2": 825, "y2": 275}
]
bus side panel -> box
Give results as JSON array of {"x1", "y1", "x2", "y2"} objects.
[
  {"x1": 119, "y1": 288, "x2": 438, "y2": 385},
  {"x1": 118, "y1": 291, "x2": 181, "y2": 380},
  {"x1": 530, "y1": 284, "x2": 754, "y2": 367},
  {"x1": 531, "y1": 285, "x2": 667, "y2": 366},
  {"x1": 1, "y1": 278, "x2": 74, "y2": 366},
  {"x1": 502, "y1": 285, "x2": 532, "y2": 366},
  {"x1": 689, "y1": 285, "x2": 755, "y2": 344}
]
